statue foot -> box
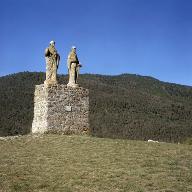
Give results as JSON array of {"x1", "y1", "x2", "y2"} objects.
[
  {"x1": 67, "y1": 82, "x2": 79, "y2": 88},
  {"x1": 44, "y1": 80, "x2": 58, "y2": 86}
]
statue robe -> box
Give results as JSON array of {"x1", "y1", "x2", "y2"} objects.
[{"x1": 45, "y1": 45, "x2": 60, "y2": 84}]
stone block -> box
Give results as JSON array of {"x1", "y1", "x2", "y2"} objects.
[{"x1": 32, "y1": 84, "x2": 89, "y2": 134}]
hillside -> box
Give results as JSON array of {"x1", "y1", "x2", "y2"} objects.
[
  {"x1": 0, "y1": 72, "x2": 192, "y2": 142},
  {"x1": 0, "y1": 134, "x2": 192, "y2": 192}
]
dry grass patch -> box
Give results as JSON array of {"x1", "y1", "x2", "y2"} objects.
[{"x1": 0, "y1": 134, "x2": 192, "y2": 192}]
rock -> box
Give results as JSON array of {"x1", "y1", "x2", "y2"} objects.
[{"x1": 148, "y1": 139, "x2": 159, "y2": 143}]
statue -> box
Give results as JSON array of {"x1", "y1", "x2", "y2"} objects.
[
  {"x1": 67, "y1": 46, "x2": 82, "y2": 87},
  {"x1": 44, "y1": 41, "x2": 60, "y2": 85}
]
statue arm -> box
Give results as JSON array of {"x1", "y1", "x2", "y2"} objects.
[
  {"x1": 45, "y1": 48, "x2": 50, "y2": 57},
  {"x1": 68, "y1": 52, "x2": 79, "y2": 64}
]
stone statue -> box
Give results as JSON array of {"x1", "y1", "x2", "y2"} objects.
[
  {"x1": 44, "y1": 41, "x2": 60, "y2": 85},
  {"x1": 67, "y1": 46, "x2": 82, "y2": 87}
]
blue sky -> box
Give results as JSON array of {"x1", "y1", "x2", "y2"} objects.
[{"x1": 1, "y1": 0, "x2": 192, "y2": 85}]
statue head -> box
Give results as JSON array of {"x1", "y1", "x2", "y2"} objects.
[
  {"x1": 72, "y1": 46, "x2": 76, "y2": 51},
  {"x1": 50, "y1": 41, "x2": 55, "y2": 46}
]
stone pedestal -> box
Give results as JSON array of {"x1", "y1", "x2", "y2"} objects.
[{"x1": 32, "y1": 84, "x2": 89, "y2": 134}]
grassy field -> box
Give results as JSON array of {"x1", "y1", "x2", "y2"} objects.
[{"x1": 0, "y1": 134, "x2": 192, "y2": 192}]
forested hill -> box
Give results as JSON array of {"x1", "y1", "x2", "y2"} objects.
[{"x1": 0, "y1": 72, "x2": 192, "y2": 142}]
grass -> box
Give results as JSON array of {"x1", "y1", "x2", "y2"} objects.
[{"x1": 0, "y1": 134, "x2": 192, "y2": 192}]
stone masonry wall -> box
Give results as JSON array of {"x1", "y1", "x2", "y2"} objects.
[
  {"x1": 32, "y1": 84, "x2": 89, "y2": 134},
  {"x1": 32, "y1": 85, "x2": 48, "y2": 133}
]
